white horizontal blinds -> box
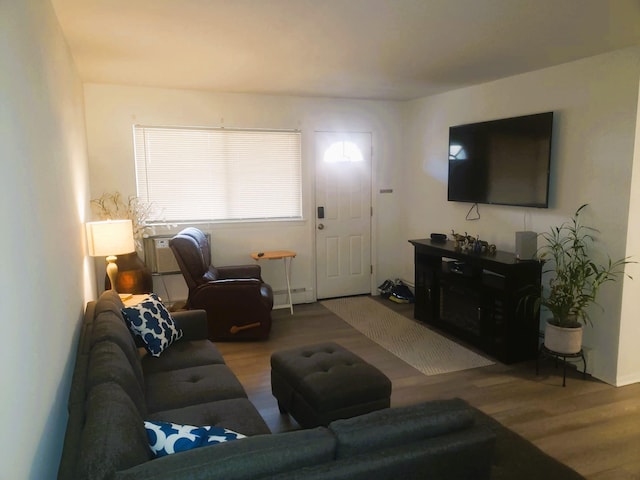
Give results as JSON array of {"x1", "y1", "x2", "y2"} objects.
[{"x1": 134, "y1": 125, "x2": 302, "y2": 222}]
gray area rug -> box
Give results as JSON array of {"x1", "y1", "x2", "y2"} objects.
[{"x1": 321, "y1": 296, "x2": 494, "y2": 375}]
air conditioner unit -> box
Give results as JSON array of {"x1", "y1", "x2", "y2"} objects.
[{"x1": 143, "y1": 236, "x2": 180, "y2": 274}]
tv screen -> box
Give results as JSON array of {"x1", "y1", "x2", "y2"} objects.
[{"x1": 447, "y1": 112, "x2": 553, "y2": 208}]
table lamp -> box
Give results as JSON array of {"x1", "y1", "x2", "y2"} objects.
[{"x1": 86, "y1": 219, "x2": 136, "y2": 292}]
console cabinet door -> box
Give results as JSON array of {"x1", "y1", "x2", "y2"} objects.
[{"x1": 414, "y1": 252, "x2": 438, "y2": 323}]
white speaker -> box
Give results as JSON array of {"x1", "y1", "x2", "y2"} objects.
[{"x1": 515, "y1": 231, "x2": 537, "y2": 260}]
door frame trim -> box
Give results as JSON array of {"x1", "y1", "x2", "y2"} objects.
[{"x1": 312, "y1": 130, "x2": 376, "y2": 301}]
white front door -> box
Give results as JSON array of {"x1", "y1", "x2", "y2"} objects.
[{"x1": 315, "y1": 131, "x2": 372, "y2": 299}]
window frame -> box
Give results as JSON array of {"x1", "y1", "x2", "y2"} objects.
[{"x1": 133, "y1": 124, "x2": 303, "y2": 224}]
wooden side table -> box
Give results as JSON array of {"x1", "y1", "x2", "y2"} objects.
[
  {"x1": 120, "y1": 293, "x2": 149, "y2": 307},
  {"x1": 251, "y1": 250, "x2": 297, "y2": 314}
]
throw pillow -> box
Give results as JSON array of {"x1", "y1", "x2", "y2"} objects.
[
  {"x1": 121, "y1": 293, "x2": 183, "y2": 357},
  {"x1": 144, "y1": 420, "x2": 246, "y2": 458}
]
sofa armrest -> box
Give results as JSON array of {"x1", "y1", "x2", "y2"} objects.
[
  {"x1": 114, "y1": 428, "x2": 336, "y2": 480},
  {"x1": 272, "y1": 426, "x2": 495, "y2": 480},
  {"x1": 329, "y1": 398, "x2": 475, "y2": 458},
  {"x1": 192, "y1": 279, "x2": 273, "y2": 311},
  {"x1": 172, "y1": 309, "x2": 208, "y2": 340}
]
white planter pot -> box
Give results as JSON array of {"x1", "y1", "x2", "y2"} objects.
[{"x1": 544, "y1": 320, "x2": 583, "y2": 354}]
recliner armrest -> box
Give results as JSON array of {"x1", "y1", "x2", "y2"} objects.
[
  {"x1": 193, "y1": 278, "x2": 273, "y2": 309},
  {"x1": 171, "y1": 309, "x2": 208, "y2": 340},
  {"x1": 212, "y1": 264, "x2": 262, "y2": 280}
]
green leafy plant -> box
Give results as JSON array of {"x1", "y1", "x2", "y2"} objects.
[{"x1": 538, "y1": 204, "x2": 633, "y2": 328}]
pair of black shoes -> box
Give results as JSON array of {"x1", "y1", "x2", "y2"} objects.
[
  {"x1": 389, "y1": 282, "x2": 415, "y2": 304},
  {"x1": 377, "y1": 279, "x2": 397, "y2": 299},
  {"x1": 378, "y1": 279, "x2": 415, "y2": 303}
]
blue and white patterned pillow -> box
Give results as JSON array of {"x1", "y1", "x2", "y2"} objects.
[
  {"x1": 144, "y1": 420, "x2": 246, "y2": 457},
  {"x1": 121, "y1": 293, "x2": 183, "y2": 357}
]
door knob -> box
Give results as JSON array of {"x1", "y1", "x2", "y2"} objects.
[{"x1": 318, "y1": 223, "x2": 325, "y2": 230}]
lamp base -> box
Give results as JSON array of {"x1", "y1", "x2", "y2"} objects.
[
  {"x1": 104, "y1": 252, "x2": 153, "y2": 294},
  {"x1": 105, "y1": 256, "x2": 119, "y2": 293}
]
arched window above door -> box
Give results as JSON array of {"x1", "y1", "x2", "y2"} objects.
[{"x1": 323, "y1": 141, "x2": 364, "y2": 163}]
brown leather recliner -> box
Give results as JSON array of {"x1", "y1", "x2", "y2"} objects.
[{"x1": 169, "y1": 227, "x2": 273, "y2": 341}]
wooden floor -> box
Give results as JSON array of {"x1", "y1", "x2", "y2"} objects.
[{"x1": 215, "y1": 298, "x2": 640, "y2": 480}]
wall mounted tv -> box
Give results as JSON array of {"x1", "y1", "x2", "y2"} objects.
[{"x1": 447, "y1": 111, "x2": 553, "y2": 208}]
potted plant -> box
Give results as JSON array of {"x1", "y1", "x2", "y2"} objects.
[{"x1": 537, "y1": 204, "x2": 633, "y2": 353}]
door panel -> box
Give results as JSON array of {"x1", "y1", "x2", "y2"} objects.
[{"x1": 315, "y1": 131, "x2": 372, "y2": 299}]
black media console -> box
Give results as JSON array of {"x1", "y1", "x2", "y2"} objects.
[{"x1": 409, "y1": 239, "x2": 541, "y2": 364}]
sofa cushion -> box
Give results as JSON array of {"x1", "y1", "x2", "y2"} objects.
[
  {"x1": 87, "y1": 340, "x2": 147, "y2": 414},
  {"x1": 148, "y1": 398, "x2": 271, "y2": 436},
  {"x1": 91, "y1": 311, "x2": 145, "y2": 386},
  {"x1": 113, "y1": 428, "x2": 336, "y2": 480},
  {"x1": 328, "y1": 398, "x2": 475, "y2": 458},
  {"x1": 144, "y1": 420, "x2": 246, "y2": 458},
  {"x1": 76, "y1": 382, "x2": 151, "y2": 480},
  {"x1": 145, "y1": 364, "x2": 247, "y2": 413},
  {"x1": 141, "y1": 339, "x2": 226, "y2": 375},
  {"x1": 122, "y1": 293, "x2": 183, "y2": 357},
  {"x1": 171, "y1": 309, "x2": 209, "y2": 341}
]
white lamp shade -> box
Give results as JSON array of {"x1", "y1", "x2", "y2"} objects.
[{"x1": 86, "y1": 220, "x2": 135, "y2": 257}]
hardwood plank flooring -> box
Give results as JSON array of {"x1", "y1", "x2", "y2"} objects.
[{"x1": 215, "y1": 298, "x2": 640, "y2": 479}]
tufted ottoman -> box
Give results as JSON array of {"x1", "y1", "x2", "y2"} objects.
[{"x1": 270, "y1": 342, "x2": 392, "y2": 428}]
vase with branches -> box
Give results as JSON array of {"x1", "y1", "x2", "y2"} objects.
[{"x1": 90, "y1": 191, "x2": 155, "y2": 254}]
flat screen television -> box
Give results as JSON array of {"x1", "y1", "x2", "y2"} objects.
[{"x1": 447, "y1": 111, "x2": 553, "y2": 208}]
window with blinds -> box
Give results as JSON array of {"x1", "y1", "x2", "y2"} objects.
[{"x1": 133, "y1": 125, "x2": 302, "y2": 223}]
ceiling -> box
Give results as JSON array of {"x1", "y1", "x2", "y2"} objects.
[{"x1": 51, "y1": 0, "x2": 640, "y2": 101}]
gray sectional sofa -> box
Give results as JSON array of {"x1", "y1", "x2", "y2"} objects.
[{"x1": 58, "y1": 290, "x2": 496, "y2": 480}]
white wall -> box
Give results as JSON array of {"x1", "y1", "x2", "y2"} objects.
[
  {"x1": 619, "y1": 76, "x2": 640, "y2": 386},
  {"x1": 402, "y1": 48, "x2": 640, "y2": 385},
  {"x1": 0, "y1": 1, "x2": 92, "y2": 479},
  {"x1": 83, "y1": 85, "x2": 406, "y2": 305}
]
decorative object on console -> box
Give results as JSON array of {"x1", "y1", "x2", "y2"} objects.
[
  {"x1": 430, "y1": 233, "x2": 448, "y2": 243},
  {"x1": 450, "y1": 230, "x2": 496, "y2": 255},
  {"x1": 86, "y1": 219, "x2": 136, "y2": 293},
  {"x1": 535, "y1": 204, "x2": 634, "y2": 354}
]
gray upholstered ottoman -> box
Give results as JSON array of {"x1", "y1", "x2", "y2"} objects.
[{"x1": 270, "y1": 342, "x2": 392, "y2": 428}]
